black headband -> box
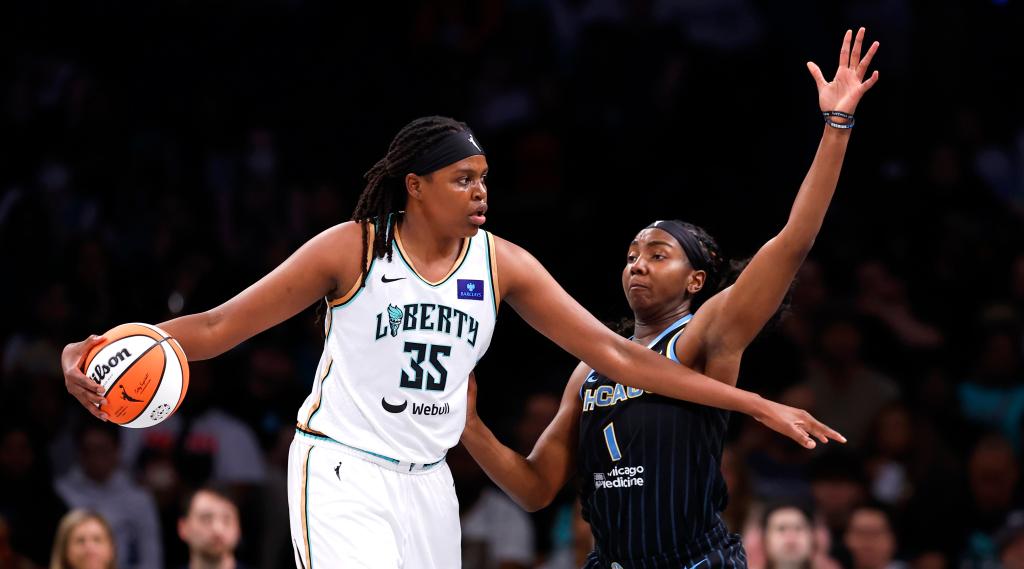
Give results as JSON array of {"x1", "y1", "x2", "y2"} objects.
[
  {"x1": 647, "y1": 220, "x2": 712, "y2": 272},
  {"x1": 410, "y1": 130, "x2": 485, "y2": 176}
]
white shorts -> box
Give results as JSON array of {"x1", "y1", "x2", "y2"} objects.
[{"x1": 287, "y1": 431, "x2": 461, "y2": 569}]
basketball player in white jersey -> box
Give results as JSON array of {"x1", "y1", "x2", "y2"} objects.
[{"x1": 61, "y1": 116, "x2": 842, "y2": 568}]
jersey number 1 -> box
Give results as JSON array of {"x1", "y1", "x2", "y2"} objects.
[
  {"x1": 400, "y1": 342, "x2": 451, "y2": 391},
  {"x1": 603, "y1": 423, "x2": 622, "y2": 462}
]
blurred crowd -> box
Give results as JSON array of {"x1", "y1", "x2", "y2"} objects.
[{"x1": 2, "y1": 0, "x2": 1023, "y2": 568}]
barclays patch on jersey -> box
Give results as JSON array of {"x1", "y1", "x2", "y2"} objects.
[{"x1": 457, "y1": 279, "x2": 484, "y2": 301}]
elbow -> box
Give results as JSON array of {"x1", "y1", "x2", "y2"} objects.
[
  {"x1": 793, "y1": 240, "x2": 814, "y2": 262},
  {"x1": 520, "y1": 466, "x2": 561, "y2": 511},
  {"x1": 515, "y1": 468, "x2": 559, "y2": 512},
  {"x1": 520, "y1": 500, "x2": 543, "y2": 513},
  {"x1": 181, "y1": 309, "x2": 223, "y2": 361},
  {"x1": 776, "y1": 232, "x2": 815, "y2": 262},
  {"x1": 203, "y1": 307, "x2": 225, "y2": 334},
  {"x1": 519, "y1": 492, "x2": 555, "y2": 513}
]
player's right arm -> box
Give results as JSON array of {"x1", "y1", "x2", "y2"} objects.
[
  {"x1": 460, "y1": 367, "x2": 584, "y2": 512},
  {"x1": 61, "y1": 221, "x2": 366, "y2": 419}
]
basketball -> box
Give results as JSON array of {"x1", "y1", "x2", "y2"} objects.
[{"x1": 82, "y1": 322, "x2": 189, "y2": 428}]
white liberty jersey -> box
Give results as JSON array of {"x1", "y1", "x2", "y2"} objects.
[{"x1": 296, "y1": 221, "x2": 499, "y2": 464}]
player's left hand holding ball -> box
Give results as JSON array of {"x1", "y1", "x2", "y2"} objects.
[
  {"x1": 63, "y1": 334, "x2": 111, "y2": 420},
  {"x1": 62, "y1": 323, "x2": 189, "y2": 427}
]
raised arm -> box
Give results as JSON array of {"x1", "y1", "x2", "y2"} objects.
[
  {"x1": 497, "y1": 237, "x2": 843, "y2": 448},
  {"x1": 61, "y1": 221, "x2": 365, "y2": 419},
  {"x1": 460, "y1": 367, "x2": 585, "y2": 512},
  {"x1": 705, "y1": 28, "x2": 880, "y2": 352}
]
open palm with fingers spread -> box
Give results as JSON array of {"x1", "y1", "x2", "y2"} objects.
[{"x1": 807, "y1": 27, "x2": 880, "y2": 115}]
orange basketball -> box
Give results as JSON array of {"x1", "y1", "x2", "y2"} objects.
[{"x1": 83, "y1": 323, "x2": 189, "y2": 428}]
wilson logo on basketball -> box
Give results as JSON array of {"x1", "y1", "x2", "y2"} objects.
[{"x1": 89, "y1": 349, "x2": 132, "y2": 384}]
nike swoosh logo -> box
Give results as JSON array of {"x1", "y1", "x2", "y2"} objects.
[
  {"x1": 381, "y1": 397, "x2": 408, "y2": 413},
  {"x1": 381, "y1": 275, "x2": 406, "y2": 283}
]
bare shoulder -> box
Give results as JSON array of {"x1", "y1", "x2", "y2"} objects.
[
  {"x1": 674, "y1": 291, "x2": 729, "y2": 365},
  {"x1": 691, "y1": 285, "x2": 730, "y2": 327},
  {"x1": 567, "y1": 361, "x2": 591, "y2": 390},
  {"x1": 685, "y1": 285, "x2": 744, "y2": 375},
  {"x1": 307, "y1": 220, "x2": 365, "y2": 263},
  {"x1": 491, "y1": 234, "x2": 536, "y2": 294},
  {"x1": 491, "y1": 233, "x2": 528, "y2": 263},
  {"x1": 677, "y1": 294, "x2": 742, "y2": 384},
  {"x1": 560, "y1": 361, "x2": 592, "y2": 408},
  {"x1": 315, "y1": 220, "x2": 371, "y2": 300},
  {"x1": 320, "y1": 219, "x2": 364, "y2": 244}
]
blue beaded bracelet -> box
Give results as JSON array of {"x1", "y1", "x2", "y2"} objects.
[{"x1": 823, "y1": 110, "x2": 855, "y2": 129}]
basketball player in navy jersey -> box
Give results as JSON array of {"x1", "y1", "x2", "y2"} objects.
[
  {"x1": 61, "y1": 111, "x2": 842, "y2": 566},
  {"x1": 461, "y1": 28, "x2": 879, "y2": 569}
]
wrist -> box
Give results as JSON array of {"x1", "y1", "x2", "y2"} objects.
[
  {"x1": 743, "y1": 392, "x2": 768, "y2": 420},
  {"x1": 822, "y1": 110, "x2": 855, "y2": 129}
]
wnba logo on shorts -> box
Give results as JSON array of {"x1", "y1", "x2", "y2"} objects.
[{"x1": 457, "y1": 279, "x2": 484, "y2": 301}]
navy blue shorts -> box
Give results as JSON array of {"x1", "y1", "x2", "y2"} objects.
[{"x1": 581, "y1": 521, "x2": 747, "y2": 569}]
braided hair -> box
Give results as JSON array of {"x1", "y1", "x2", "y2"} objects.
[{"x1": 350, "y1": 116, "x2": 472, "y2": 282}]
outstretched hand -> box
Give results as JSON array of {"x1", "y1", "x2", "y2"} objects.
[
  {"x1": 755, "y1": 399, "x2": 846, "y2": 449},
  {"x1": 807, "y1": 27, "x2": 880, "y2": 115}
]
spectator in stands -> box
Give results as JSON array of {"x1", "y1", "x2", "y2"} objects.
[
  {"x1": 856, "y1": 260, "x2": 943, "y2": 351},
  {"x1": 961, "y1": 435, "x2": 1022, "y2": 569},
  {"x1": 762, "y1": 502, "x2": 840, "y2": 569},
  {"x1": 958, "y1": 327, "x2": 1024, "y2": 449},
  {"x1": 450, "y1": 444, "x2": 535, "y2": 569},
  {"x1": 0, "y1": 422, "x2": 67, "y2": 566},
  {"x1": 177, "y1": 487, "x2": 250, "y2": 569},
  {"x1": 844, "y1": 504, "x2": 905, "y2": 569},
  {"x1": 997, "y1": 511, "x2": 1024, "y2": 569},
  {"x1": 49, "y1": 510, "x2": 116, "y2": 569},
  {"x1": 0, "y1": 513, "x2": 39, "y2": 569},
  {"x1": 54, "y1": 423, "x2": 161, "y2": 569},
  {"x1": 800, "y1": 312, "x2": 900, "y2": 447},
  {"x1": 809, "y1": 452, "x2": 869, "y2": 545}
]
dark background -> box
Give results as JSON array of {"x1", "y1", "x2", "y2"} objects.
[{"x1": 2, "y1": 1, "x2": 1023, "y2": 568}]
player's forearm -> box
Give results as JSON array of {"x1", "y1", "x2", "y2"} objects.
[
  {"x1": 461, "y1": 417, "x2": 560, "y2": 512},
  {"x1": 778, "y1": 126, "x2": 851, "y2": 250},
  {"x1": 158, "y1": 310, "x2": 234, "y2": 361},
  {"x1": 607, "y1": 338, "x2": 767, "y2": 418}
]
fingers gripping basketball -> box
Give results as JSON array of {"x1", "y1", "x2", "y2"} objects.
[{"x1": 82, "y1": 323, "x2": 190, "y2": 428}]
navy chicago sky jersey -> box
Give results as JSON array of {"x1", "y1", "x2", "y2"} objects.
[{"x1": 579, "y1": 315, "x2": 743, "y2": 569}]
